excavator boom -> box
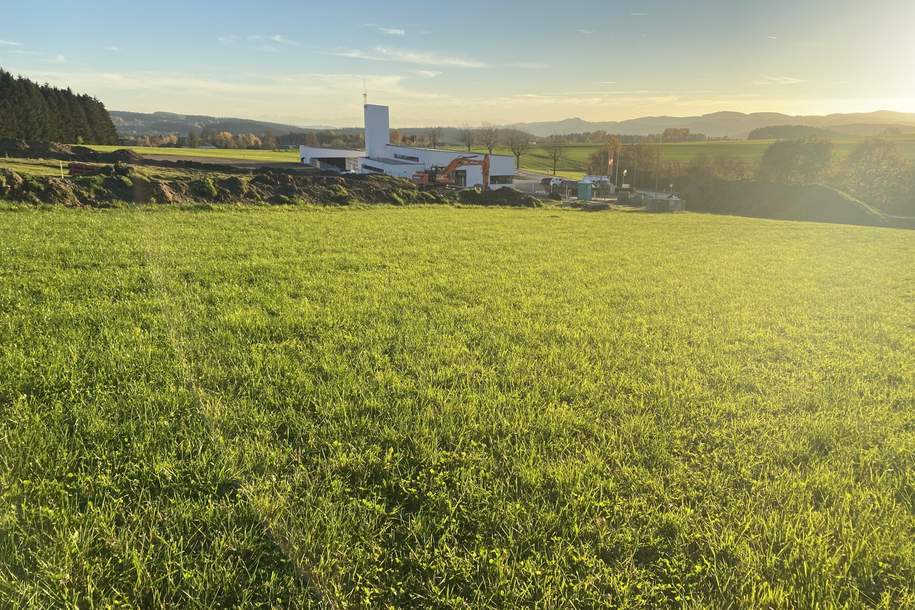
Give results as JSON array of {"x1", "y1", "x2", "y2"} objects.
[{"x1": 413, "y1": 154, "x2": 491, "y2": 190}]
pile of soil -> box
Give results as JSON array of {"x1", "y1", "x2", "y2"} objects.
[
  {"x1": 0, "y1": 167, "x2": 488, "y2": 207},
  {"x1": 0, "y1": 139, "x2": 143, "y2": 164},
  {"x1": 456, "y1": 188, "x2": 541, "y2": 208}
]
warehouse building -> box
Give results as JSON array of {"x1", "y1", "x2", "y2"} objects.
[{"x1": 300, "y1": 104, "x2": 515, "y2": 188}]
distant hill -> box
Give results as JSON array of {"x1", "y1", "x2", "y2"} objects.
[
  {"x1": 112, "y1": 109, "x2": 915, "y2": 141},
  {"x1": 109, "y1": 111, "x2": 323, "y2": 137},
  {"x1": 748, "y1": 125, "x2": 841, "y2": 140},
  {"x1": 509, "y1": 111, "x2": 915, "y2": 139}
]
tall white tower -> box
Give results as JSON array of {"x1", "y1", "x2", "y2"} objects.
[{"x1": 364, "y1": 104, "x2": 390, "y2": 159}]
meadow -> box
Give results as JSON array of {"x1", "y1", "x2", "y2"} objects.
[
  {"x1": 1, "y1": 206, "x2": 913, "y2": 608},
  {"x1": 86, "y1": 133, "x2": 915, "y2": 180},
  {"x1": 451, "y1": 134, "x2": 915, "y2": 178}
]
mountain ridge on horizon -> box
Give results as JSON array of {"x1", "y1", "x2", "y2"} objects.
[
  {"x1": 508, "y1": 110, "x2": 915, "y2": 138},
  {"x1": 110, "y1": 109, "x2": 915, "y2": 140}
]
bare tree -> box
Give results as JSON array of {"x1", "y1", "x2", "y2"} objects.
[
  {"x1": 507, "y1": 131, "x2": 531, "y2": 169},
  {"x1": 427, "y1": 126, "x2": 442, "y2": 149},
  {"x1": 547, "y1": 137, "x2": 564, "y2": 176},
  {"x1": 478, "y1": 124, "x2": 499, "y2": 155},
  {"x1": 460, "y1": 125, "x2": 475, "y2": 152}
]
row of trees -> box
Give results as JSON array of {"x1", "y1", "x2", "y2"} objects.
[
  {"x1": 686, "y1": 137, "x2": 915, "y2": 216},
  {"x1": 123, "y1": 130, "x2": 284, "y2": 150},
  {"x1": 0, "y1": 69, "x2": 118, "y2": 144},
  {"x1": 578, "y1": 135, "x2": 914, "y2": 216}
]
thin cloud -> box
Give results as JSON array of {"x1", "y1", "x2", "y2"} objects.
[
  {"x1": 0, "y1": 40, "x2": 23, "y2": 47},
  {"x1": 326, "y1": 46, "x2": 486, "y2": 68},
  {"x1": 507, "y1": 61, "x2": 550, "y2": 69},
  {"x1": 218, "y1": 34, "x2": 298, "y2": 47},
  {"x1": 43, "y1": 54, "x2": 68, "y2": 64},
  {"x1": 767, "y1": 35, "x2": 778, "y2": 40},
  {"x1": 578, "y1": 29, "x2": 594, "y2": 35},
  {"x1": 363, "y1": 24, "x2": 408, "y2": 36},
  {"x1": 104, "y1": 46, "x2": 120, "y2": 52},
  {"x1": 414, "y1": 70, "x2": 442, "y2": 78},
  {"x1": 631, "y1": 12, "x2": 648, "y2": 16},
  {"x1": 753, "y1": 75, "x2": 807, "y2": 86},
  {"x1": 268, "y1": 34, "x2": 297, "y2": 46}
]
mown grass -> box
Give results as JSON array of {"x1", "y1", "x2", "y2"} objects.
[
  {"x1": 88, "y1": 145, "x2": 301, "y2": 163},
  {"x1": 88, "y1": 135, "x2": 915, "y2": 180},
  {"x1": 1, "y1": 207, "x2": 913, "y2": 609},
  {"x1": 0, "y1": 158, "x2": 69, "y2": 177},
  {"x1": 454, "y1": 134, "x2": 915, "y2": 178}
]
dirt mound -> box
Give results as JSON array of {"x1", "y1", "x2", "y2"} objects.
[
  {"x1": 680, "y1": 178, "x2": 888, "y2": 227},
  {"x1": 1, "y1": 169, "x2": 81, "y2": 206},
  {"x1": 457, "y1": 187, "x2": 541, "y2": 208},
  {"x1": 2, "y1": 167, "x2": 460, "y2": 207},
  {"x1": 0, "y1": 139, "x2": 144, "y2": 164}
]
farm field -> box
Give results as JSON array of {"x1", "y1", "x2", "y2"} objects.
[
  {"x1": 1, "y1": 207, "x2": 913, "y2": 608},
  {"x1": 87, "y1": 134, "x2": 915, "y2": 180},
  {"x1": 0, "y1": 158, "x2": 69, "y2": 178},
  {"x1": 88, "y1": 144, "x2": 301, "y2": 163},
  {"x1": 454, "y1": 133, "x2": 915, "y2": 178}
]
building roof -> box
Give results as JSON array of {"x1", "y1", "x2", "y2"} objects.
[
  {"x1": 364, "y1": 157, "x2": 424, "y2": 167},
  {"x1": 387, "y1": 144, "x2": 514, "y2": 160}
]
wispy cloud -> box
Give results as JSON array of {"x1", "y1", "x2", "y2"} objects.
[
  {"x1": 767, "y1": 35, "x2": 778, "y2": 40},
  {"x1": 326, "y1": 46, "x2": 487, "y2": 68},
  {"x1": 507, "y1": 61, "x2": 550, "y2": 69},
  {"x1": 0, "y1": 39, "x2": 23, "y2": 47},
  {"x1": 363, "y1": 24, "x2": 408, "y2": 36},
  {"x1": 414, "y1": 70, "x2": 442, "y2": 78},
  {"x1": 578, "y1": 29, "x2": 594, "y2": 35},
  {"x1": 631, "y1": 12, "x2": 648, "y2": 16},
  {"x1": 753, "y1": 75, "x2": 807, "y2": 86},
  {"x1": 218, "y1": 34, "x2": 298, "y2": 49},
  {"x1": 104, "y1": 46, "x2": 120, "y2": 52},
  {"x1": 268, "y1": 34, "x2": 297, "y2": 46},
  {"x1": 43, "y1": 54, "x2": 68, "y2": 64}
]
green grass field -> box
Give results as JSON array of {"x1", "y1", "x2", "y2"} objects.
[
  {"x1": 88, "y1": 144, "x2": 301, "y2": 163},
  {"x1": 86, "y1": 135, "x2": 915, "y2": 181},
  {"x1": 1, "y1": 207, "x2": 913, "y2": 608},
  {"x1": 454, "y1": 134, "x2": 915, "y2": 178},
  {"x1": 0, "y1": 158, "x2": 69, "y2": 178}
]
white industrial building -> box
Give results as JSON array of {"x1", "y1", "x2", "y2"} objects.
[{"x1": 300, "y1": 104, "x2": 515, "y2": 188}]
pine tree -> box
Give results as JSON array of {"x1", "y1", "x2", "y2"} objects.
[{"x1": 0, "y1": 67, "x2": 119, "y2": 144}]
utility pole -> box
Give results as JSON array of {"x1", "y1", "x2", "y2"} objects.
[
  {"x1": 615, "y1": 145, "x2": 622, "y2": 189},
  {"x1": 655, "y1": 132, "x2": 661, "y2": 195}
]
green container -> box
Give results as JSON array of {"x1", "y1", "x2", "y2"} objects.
[{"x1": 577, "y1": 182, "x2": 593, "y2": 202}]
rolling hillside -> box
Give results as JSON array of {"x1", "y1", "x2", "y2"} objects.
[
  {"x1": 109, "y1": 111, "x2": 323, "y2": 137},
  {"x1": 511, "y1": 110, "x2": 915, "y2": 138}
]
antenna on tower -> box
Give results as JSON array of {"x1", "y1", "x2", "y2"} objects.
[{"x1": 362, "y1": 78, "x2": 368, "y2": 106}]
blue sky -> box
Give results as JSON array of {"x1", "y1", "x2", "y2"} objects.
[{"x1": 2, "y1": 0, "x2": 913, "y2": 126}]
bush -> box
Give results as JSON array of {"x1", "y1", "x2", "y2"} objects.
[
  {"x1": 190, "y1": 178, "x2": 218, "y2": 200},
  {"x1": 759, "y1": 138, "x2": 833, "y2": 184}
]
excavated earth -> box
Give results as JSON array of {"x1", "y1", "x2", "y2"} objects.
[{"x1": 0, "y1": 140, "x2": 542, "y2": 208}]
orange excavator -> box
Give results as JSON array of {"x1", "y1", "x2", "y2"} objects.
[{"x1": 413, "y1": 154, "x2": 490, "y2": 190}]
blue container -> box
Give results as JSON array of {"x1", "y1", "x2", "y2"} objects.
[{"x1": 577, "y1": 182, "x2": 593, "y2": 202}]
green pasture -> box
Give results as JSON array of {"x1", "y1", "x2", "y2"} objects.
[{"x1": 1, "y1": 206, "x2": 912, "y2": 608}]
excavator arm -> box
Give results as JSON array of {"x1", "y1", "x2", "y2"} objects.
[{"x1": 413, "y1": 154, "x2": 492, "y2": 190}]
